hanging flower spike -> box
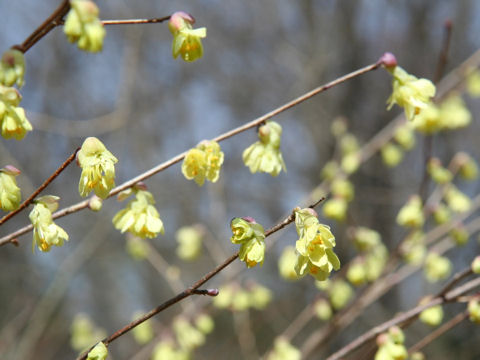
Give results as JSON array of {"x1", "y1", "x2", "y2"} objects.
[
  {"x1": 294, "y1": 208, "x2": 340, "y2": 281},
  {"x1": 386, "y1": 66, "x2": 436, "y2": 121},
  {"x1": 29, "y1": 196, "x2": 69, "y2": 252},
  {"x1": 86, "y1": 342, "x2": 108, "y2": 360},
  {"x1": 230, "y1": 217, "x2": 266, "y2": 268},
  {"x1": 64, "y1": 0, "x2": 106, "y2": 53},
  {"x1": 175, "y1": 225, "x2": 204, "y2": 261},
  {"x1": 0, "y1": 85, "x2": 32, "y2": 140},
  {"x1": 198, "y1": 140, "x2": 224, "y2": 183},
  {"x1": 181, "y1": 140, "x2": 224, "y2": 186},
  {"x1": 396, "y1": 195, "x2": 425, "y2": 228},
  {"x1": 112, "y1": 187, "x2": 164, "y2": 239},
  {"x1": 77, "y1": 137, "x2": 118, "y2": 199},
  {"x1": 168, "y1": 12, "x2": 207, "y2": 62},
  {"x1": 0, "y1": 165, "x2": 21, "y2": 211},
  {"x1": 0, "y1": 49, "x2": 25, "y2": 88},
  {"x1": 242, "y1": 121, "x2": 287, "y2": 176}
]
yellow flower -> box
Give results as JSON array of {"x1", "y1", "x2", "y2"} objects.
[
  {"x1": 322, "y1": 197, "x2": 348, "y2": 222},
  {"x1": 424, "y1": 253, "x2": 451, "y2": 282},
  {"x1": 29, "y1": 198, "x2": 69, "y2": 252},
  {"x1": 396, "y1": 195, "x2": 424, "y2": 228},
  {"x1": 182, "y1": 140, "x2": 224, "y2": 186},
  {"x1": 112, "y1": 189, "x2": 164, "y2": 239},
  {"x1": 0, "y1": 85, "x2": 32, "y2": 140},
  {"x1": 243, "y1": 121, "x2": 286, "y2": 176},
  {"x1": 387, "y1": 66, "x2": 436, "y2": 121},
  {"x1": 131, "y1": 311, "x2": 153, "y2": 345},
  {"x1": 438, "y1": 94, "x2": 471, "y2": 130},
  {"x1": 0, "y1": 165, "x2": 21, "y2": 211},
  {"x1": 77, "y1": 137, "x2": 118, "y2": 199},
  {"x1": 168, "y1": 12, "x2": 207, "y2": 62},
  {"x1": 278, "y1": 246, "x2": 301, "y2": 281},
  {"x1": 419, "y1": 303, "x2": 443, "y2": 327},
  {"x1": 230, "y1": 217, "x2": 266, "y2": 268},
  {"x1": 173, "y1": 316, "x2": 205, "y2": 351},
  {"x1": 466, "y1": 67, "x2": 480, "y2": 97},
  {"x1": 175, "y1": 225, "x2": 203, "y2": 261},
  {"x1": 445, "y1": 184, "x2": 471, "y2": 213},
  {"x1": 294, "y1": 209, "x2": 340, "y2": 281},
  {"x1": 0, "y1": 49, "x2": 25, "y2": 88},
  {"x1": 381, "y1": 143, "x2": 404, "y2": 167},
  {"x1": 393, "y1": 123, "x2": 415, "y2": 150},
  {"x1": 64, "y1": 0, "x2": 106, "y2": 53},
  {"x1": 267, "y1": 337, "x2": 301, "y2": 360},
  {"x1": 86, "y1": 342, "x2": 108, "y2": 360},
  {"x1": 70, "y1": 313, "x2": 106, "y2": 352}
]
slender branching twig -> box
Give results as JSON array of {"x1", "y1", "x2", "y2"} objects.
[{"x1": 0, "y1": 147, "x2": 80, "y2": 228}]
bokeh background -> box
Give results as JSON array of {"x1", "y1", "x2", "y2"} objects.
[{"x1": 1, "y1": 0, "x2": 480, "y2": 359}]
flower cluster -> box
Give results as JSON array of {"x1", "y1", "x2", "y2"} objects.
[
  {"x1": 168, "y1": 12, "x2": 207, "y2": 62},
  {"x1": 419, "y1": 300, "x2": 444, "y2": 327},
  {"x1": 322, "y1": 178, "x2": 354, "y2": 222},
  {"x1": 396, "y1": 195, "x2": 424, "y2": 228},
  {"x1": 0, "y1": 49, "x2": 25, "y2": 88},
  {"x1": 64, "y1": 0, "x2": 106, "y2": 52},
  {"x1": 375, "y1": 326, "x2": 408, "y2": 360},
  {"x1": 77, "y1": 137, "x2": 118, "y2": 199},
  {"x1": 294, "y1": 208, "x2": 340, "y2": 281},
  {"x1": 0, "y1": 85, "x2": 32, "y2": 140},
  {"x1": 242, "y1": 121, "x2": 286, "y2": 176},
  {"x1": 29, "y1": 196, "x2": 69, "y2": 252},
  {"x1": 182, "y1": 140, "x2": 224, "y2": 186},
  {"x1": 413, "y1": 94, "x2": 471, "y2": 133},
  {"x1": 230, "y1": 217, "x2": 266, "y2": 268},
  {"x1": 386, "y1": 65, "x2": 436, "y2": 121},
  {"x1": 86, "y1": 342, "x2": 108, "y2": 360},
  {"x1": 278, "y1": 246, "x2": 301, "y2": 281},
  {"x1": 70, "y1": 313, "x2": 106, "y2": 352},
  {"x1": 213, "y1": 282, "x2": 272, "y2": 311},
  {"x1": 424, "y1": 252, "x2": 452, "y2": 283},
  {"x1": 112, "y1": 187, "x2": 164, "y2": 239},
  {"x1": 0, "y1": 165, "x2": 21, "y2": 211},
  {"x1": 267, "y1": 337, "x2": 301, "y2": 360}
]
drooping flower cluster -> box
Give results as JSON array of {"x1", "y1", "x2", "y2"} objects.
[
  {"x1": 64, "y1": 0, "x2": 106, "y2": 53},
  {"x1": 413, "y1": 94, "x2": 471, "y2": 133},
  {"x1": 29, "y1": 196, "x2": 69, "y2": 252},
  {"x1": 0, "y1": 165, "x2": 21, "y2": 212},
  {"x1": 346, "y1": 227, "x2": 388, "y2": 286},
  {"x1": 322, "y1": 178, "x2": 354, "y2": 222},
  {"x1": 375, "y1": 326, "x2": 408, "y2": 360},
  {"x1": 213, "y1": 282, "x2": 272, "y2": 311},
  {"x1": 242, "y1": 121, "x2": 286, "y2": 176},
  {"x1": 182, "y1": 140, "x2": 224, "y2": 186},
  {"x1": 112, "y1": 187, "x2": 164, "y2": 239},
  {"x1": 294, "y1": 208, "x2": 340, "y2": 281},
  {"x1": 278, "y1": 246, "x2": 301, "y2": 281},
  {"x1": 424, "y1": 252, "x2": 452, "y2": 283},
  {"x1": 396, "y1": 195, "x2": 424, "y2": 228},
  {"x1": 386, "y1": 65, "x2": 436, "y2": 122},
  {"x1": 168, "y1": 12, "x2": 207, "y2": 62},
  {"x1": 77, "y1": 137, "x2": 118, "y2": 199},
  {"x1": 0, "y1": 85, "x2": 32, "y2": 140},
  {"x1": 419, "y1": 299, "x2": 444, "y2": 327},
  {"x1": 70, "y1": 314, "x2": 106, "y2": 353},
  {"x1": 86, "y1": 342, "x2": 108, "y2": 360},
  {"x1": 267, "y1": 337, "x2": 301, "y2": 360},
  {"x1": 0, "y1": 49, "x2": 25, "y2": 88},
  {"x1": 230, "y1": 217, "x2": 266, "y2": 268}
]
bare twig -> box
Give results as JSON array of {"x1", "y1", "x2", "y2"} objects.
[
  {"x1": 12, "y1": 0, "x2": 71, "y2": 53},
  {"x1": 0, "y1": 147, "x2": 80, "y2": 228}
]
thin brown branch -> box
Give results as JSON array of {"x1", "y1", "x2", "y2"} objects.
[
  {"x1": 0, "y1": 147, "x2": 80, "y2": 228},
  {"x1": 12, "y1": 0, "x2": 71, "y2": 53},
  {"x1": 324, "y1": 276, "x2": 480, "y2": 360},
  {"x1": 0, "y1": 61, "x2": 378, "y2": 247},
  {"x1": 434, "y1": 19, "x2": 453, "y2": 84},
  {"x1": 101, "y1": 17, "x2": 171, "y2": 26},
  {"x1": 408, "y1": 310, "x2": 468, "y2": 355},
  {"x1": 76, "y1": 200, "x2": 321, "y2": 360},
  {"x1": 436, "y1": 267, "x2": 473, "y2": 298}
]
